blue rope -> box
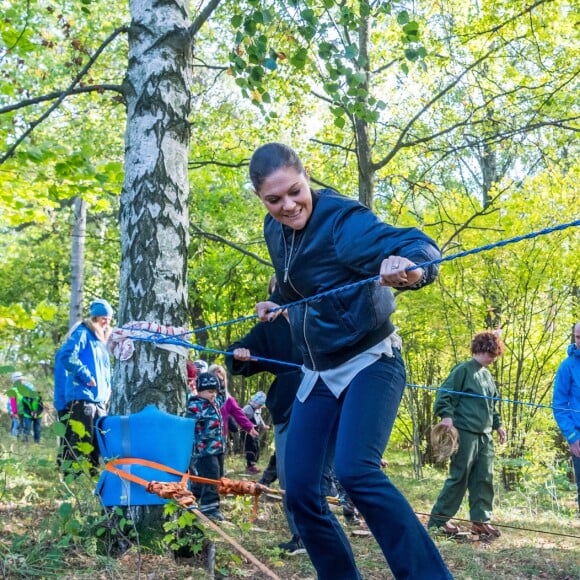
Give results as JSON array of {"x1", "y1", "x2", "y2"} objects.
[
  {"x1": 124, "y1": 330, "x2": 578, "y2": 414},
  {"x1": 404, "y1": 218, "x2": 580, "y2": 272},
  {"x1": 163, "y1": 217, "x2": 579, "y2": 338},
  {"x1": 405, "y1": 383, "x2": 580, "y2": 414},
  {"x1": 120, "y1": 218, "x2": 579, "y2": 340},
  {"x1": 118, "y1": 218, "x2": 580, "y2": 415},
  {"x1": 122, "y1": 331, "x2": 303, "y2": 370}
]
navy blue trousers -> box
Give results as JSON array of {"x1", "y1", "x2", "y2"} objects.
[
  {"x1": 192, "y1": 453, "x2": 224, "y2": 514},
  {"x1": 285, "y1": 352, "x2": 452, "y2": 579}
]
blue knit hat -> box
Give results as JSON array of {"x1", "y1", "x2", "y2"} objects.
[
  {"x1": 90, "y1": 299, "x2": 114, "y2": 318},
  {"x1": 251, "y1": 391, "x2": 267, "y2": 406}
]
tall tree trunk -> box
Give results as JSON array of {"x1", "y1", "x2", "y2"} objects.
[
  {"x1": 480, "y1": 140, "x2": 497, "y2": 208},
  {"x1": 355, "y1": 117, "x2": 373, "y2": 208},
  {"x1": 354, "y1": 2, "x2": 374, "y2": 208},
  {"x1": 114, "y1": 0, "x2": 194, "y2": 417},
  {"x1": 69, "y1": 197, "x2": 86, "y2": 328}
]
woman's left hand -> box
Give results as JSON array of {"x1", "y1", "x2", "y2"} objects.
[
  {"x1": 256, "y1": 301, "x2": 282, "y2": 322},
  {"x1": 379, "y1": 255, "x2": 424, "y2": 288}
]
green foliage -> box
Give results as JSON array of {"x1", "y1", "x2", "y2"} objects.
[
  {"x1": 0, "y1": 0, "x2": 578, "y2": 484},
  {"x1": 162, "y1": 502, "x2": 205, "y2": 556},
  {"x1": 68, "y1": 418, "x2": 88, "y2": 439},
  {"x1": 227, "y1": 495, "x2": 255, "y2": 533},
  {"x1": 0, "y1": 430, "x2": 141, "y2": 578},
  {"x1": 393, "y1": 164, "x2": 579, "y2": 463},
  {"x1": 0, "y1": 0, "x2": 126, "y2": 371},
  {"x1": 6, "y1": 382, "x2": 36, "y2": 399},
  {"x1": 1, "y1": 422, "x2": 579, "y2": 578},
  {"x1": 225, "y1": 0, "x2": 426, "y2": 124}
]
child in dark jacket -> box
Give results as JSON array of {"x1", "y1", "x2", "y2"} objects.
[
  {"x1": 242, "y1": 391, "x2": 269, "y2": 473},
  {"x1": 186, "y1": 372, "x2": 226, "y2": 521},
  {"x1": 227, "y1": 281, "x2": 306, "y2": 554}
]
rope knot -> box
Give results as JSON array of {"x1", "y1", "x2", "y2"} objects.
[{"x1": 146, "y1": 481, "x2": 197, "y2": 508}]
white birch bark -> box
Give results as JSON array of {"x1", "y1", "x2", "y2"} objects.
[
  {"x1": 69, "y1": 197, "x2": 86, "y2": 329},
  {"x1": 114, "y1": 0, "x2": 193, "y2": 415}
]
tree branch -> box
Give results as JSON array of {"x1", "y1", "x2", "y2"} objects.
[
  {"x1": 189, "y1": 158, "x2": 248, "y2": 170},
  {"x1": 191, "y1": 224, "x2": 272, "y2": 267},
  {"x1": 0, "y1": 25, "x2": 129, "y2": 166},
  {"x1": 0, "y1": 84, "x2": 125, "y2": 115},
  {"x1": 0, "y1": 0, "x2": 32, "y2": 68},
  {"x1": 192, "y1": 56, "x2": 228, "y2": 71},
  {"x1": 309, "y1": 137, "x2": 355, "y2": 154},
  {"x1": 309, "y1": 89, "x2": 334, "y2": 105},
  {"x1": 457, "y1": 0, "x2": 551, "y2": 39},
  {"x1": 371, "y1": 57, "x2": 399, "y2": 76},
  {"x1": 373, "y1": 42, "x2": 507, "y2": 173},
  {"x1": 189, "y1": 0, "x2": 223, "y2": 38},
  {"x1": 439, "y1": 194, "x2": 503, "y2": 254}
]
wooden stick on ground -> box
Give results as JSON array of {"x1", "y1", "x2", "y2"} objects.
[{"x1": 192, "y1": 508, "x2": 282, "y2": 580}]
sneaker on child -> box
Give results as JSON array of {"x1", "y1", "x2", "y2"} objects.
[
  {"x1": 343, "y1": 511, "x2": 362, "y2": 526},
  {"x1": 278, "y1": 535, "x2": 306, "y2": 555}
]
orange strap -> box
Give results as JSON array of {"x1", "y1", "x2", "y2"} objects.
[
  {"x1": 104, "y1": 457, "x2": 270, "y2": 519},
  {"x1": 105, "y1": 457, "x2": 264, "y2": 490},
  {"x1": 104, "y1": 457, "x2": 190, "y2": 488},
  {"x1": 103, "y1": 458, "x2": 280, "y2": 579}
]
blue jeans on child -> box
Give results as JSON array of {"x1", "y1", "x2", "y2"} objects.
[
  {"x1": 10, "y1": 416, "x2": 20, "y2": 438},
  {"x1": 22, "y1": 417, "x2": 41, "y2": 443},
  {"x1": 285, "y1": 352, "x2": 452, "y2": 579}
]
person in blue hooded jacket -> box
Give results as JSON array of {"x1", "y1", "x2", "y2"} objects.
[
  {"x1": 249, "y1": 143, "x2": 451, "y2": 580},
  {"x1": 61, "y1": 299, "x2": 113, "y2": 470},
  {"x1": 553, "y1": 321, "x2": 580, "y2": 513}
]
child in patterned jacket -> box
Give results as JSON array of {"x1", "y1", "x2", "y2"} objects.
[{"x1": 187, "y1": 372, "x2": 226, "y2": 521}]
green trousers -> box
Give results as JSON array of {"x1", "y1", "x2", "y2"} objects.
[{"x1": 428, "y1": 429, "x2": 495, "y2": 527}]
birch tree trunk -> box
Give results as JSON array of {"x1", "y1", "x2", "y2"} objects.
[
  {"x1": 113, "y1": 0, "x2": 194, "y2": 415},
  {"x1": 69, "y1": 197, "x2": 86, "y2": 329}
]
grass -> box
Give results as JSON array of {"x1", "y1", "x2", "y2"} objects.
[{"x1": 1, "y1": 416, "x2": 579, "y2": 579}]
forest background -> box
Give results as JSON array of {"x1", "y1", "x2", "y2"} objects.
[{"x1": 0, "y1": 0, "x2": 578, "y2": 577}]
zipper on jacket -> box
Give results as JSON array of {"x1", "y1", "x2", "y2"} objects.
[
  {"x1": 280, "y1": 225, "x2": 316, "y2": 370},
  {"x1": 302, "y1": 303, "x2": 316, "y2": 371},
  {"x1": 283, "y1": 229, "x2": 296, "y2": 283}
]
